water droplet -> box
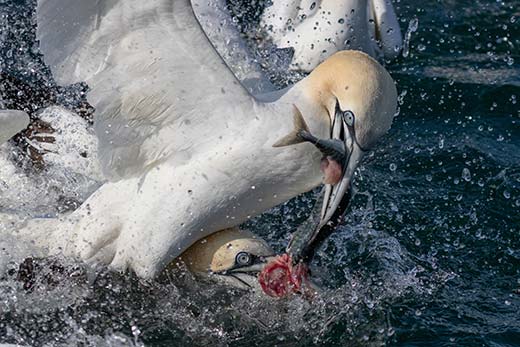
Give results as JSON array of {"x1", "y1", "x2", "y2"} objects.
[
  {"x1": 402, "y1": 17, "x2": 419, "y2": 58},
  {"x1": 503, "y1": 190, "x2": 511, "y2": 199},
  {"x1": 131, "y1": 325, "x2": 141, "y2": 338},
  {"x1": 426, "y1": 174, "x2": 432, "y2": 182},
  {"x1": 462, "y1": 168, "x2": 471, "y2": 182},
  {"x1": 417, "y1": 44, "x2": 426, "y2": 51},
  {"x1": 338, "y1": 18, "x2": 345, "y2": 24},
  {"x1": 251, "y1": 185, "x2": 256, "y2": 190},
  {"x1": 389, "y1": 163, "x2": 397, "y2": 171},
  {"x1": 505, "y1": 300, "x2": 511, "y2": 306}
]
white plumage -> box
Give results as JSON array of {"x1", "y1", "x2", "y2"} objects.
[
  {"x1": 2, "y1": 0, "x2": 398, "y2": 281},
  {"x1": 261, "y1": 0, "x2": 402, "y2": 71},
  {"x1": 22, "y1": 0, "x2": 326, "y2": 278}
]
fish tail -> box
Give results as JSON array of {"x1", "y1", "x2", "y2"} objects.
[{"x1": 272, "y1": 104, "x2": 312, "y2": 147}]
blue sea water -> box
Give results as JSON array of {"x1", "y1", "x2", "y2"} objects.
[{"x1": 0, "y1": 0, "x2": 518, "y2": 346}]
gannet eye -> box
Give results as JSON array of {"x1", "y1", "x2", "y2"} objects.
[
  {"x1": 235, "y1": 252, "x2": 252, "y2": 266},
  {"x1": 343, "y1": 110, "x2": 355, "y2": 127}
]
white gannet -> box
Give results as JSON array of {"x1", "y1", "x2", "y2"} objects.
[
  {"x1": 2, "y1": 0, "x2": 397, "y2": 290},
  {"x1": 261, "y1": 0, "x2": 403, "y2": 71}
]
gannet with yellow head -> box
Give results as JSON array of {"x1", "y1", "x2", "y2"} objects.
[{"x1": 3, "y1": 0, "x2": 397, "y2": 290}]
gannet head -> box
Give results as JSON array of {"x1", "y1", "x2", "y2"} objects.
[
  {"x1": 292, "y1": 50, "x2": 397, "y2": 254},
  {"x1": 178, "y1": 228, "x2": 275, "y2": 290}
]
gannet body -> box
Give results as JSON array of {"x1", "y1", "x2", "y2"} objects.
[
  {"x1": 2, "y1": 0, "x2": 398, "y2": 287},
  {"x1": 261, "y1": 0, "x2": 403, "y2": 71}
]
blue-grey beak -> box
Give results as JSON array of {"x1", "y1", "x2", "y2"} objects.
[{"x1": 287, "y1": 103, "x2": 366, "y2": 262}]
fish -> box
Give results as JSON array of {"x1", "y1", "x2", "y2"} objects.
[
  {"x1": 273, "y1": 105, "x2": 347, "y2": 185},
  {"x1": 273, "y1": 105, "x2": 347, "y2": 166}
]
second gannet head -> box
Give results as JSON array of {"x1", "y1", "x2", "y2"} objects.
[
  {"x1": 278, "y1": 50, "x2": 398, "y2": 256},
  {"x1": 178, "y1": 228, "x2": 275, "y2": 290}
]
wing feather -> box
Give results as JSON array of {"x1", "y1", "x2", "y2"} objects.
[{"x1": 37, "y1": 0, "x2": 254, "y2": 179}]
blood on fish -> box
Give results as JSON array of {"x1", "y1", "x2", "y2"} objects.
[
  {"x1": 258, "y1": 254, "x2": 309, "y2": 297},
  {"x1": 321, "y1": 156, "x2": 343, "y2": 185}
]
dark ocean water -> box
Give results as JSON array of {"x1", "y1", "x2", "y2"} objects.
[{"x1": 0, "y1": 0, "x2": 519, "y2": 346}]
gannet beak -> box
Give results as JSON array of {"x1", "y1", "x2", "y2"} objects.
[
  {"x1": 213, "y1": 254, "x2": 277, "y2": 290},
  {"x1": 286, "y1": 108, "x2": 367, "y2": 263},
  {"x1": 319, "y1": 145, "x2": 364, "y2": 230},
  {"x1": 319, "y1": 108, "x2": 366, "y2": 231}
]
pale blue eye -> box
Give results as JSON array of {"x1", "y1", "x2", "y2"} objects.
[
  {"x1": 343, "y1": 111, "x2": 355, "y2": 127},
  {"x1": 236, "y1": 252, "x2": 252, "y2": 266}
]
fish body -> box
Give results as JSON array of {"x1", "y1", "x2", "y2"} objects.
[{"x1": 273, "y1": 105, "x2": 347, "y2": 167}]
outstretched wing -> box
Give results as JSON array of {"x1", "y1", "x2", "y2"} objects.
[
  {"x1": 37, "y1": 0, "x2": 255, "y2": 180},
  {"x1": 192, "y1": 0, "x2": 275, "y2": 95}
]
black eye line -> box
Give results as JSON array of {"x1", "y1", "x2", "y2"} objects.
[
  {"x1": 344, "y1": 110, "x2": 354, "y2": 120},
  {"x1": 335, "y1": 99, "x2": 369, "y2": 153}
]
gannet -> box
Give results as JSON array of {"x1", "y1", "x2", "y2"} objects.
[
  {"x1": 261, "y1": 0, "x2": 403, "y2": 71},
  {"x1": 2, "y1": 0, "x2": 397, "y2": 290}
]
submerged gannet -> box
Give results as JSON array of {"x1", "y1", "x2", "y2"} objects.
[
  {"x1": 1, "y1": 0, "x2": 397, "y2": 290},
  {"x1": 261, "y1": 0, "x2": 403, "y2": 71}
]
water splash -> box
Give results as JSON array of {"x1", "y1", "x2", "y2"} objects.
[{"x1": 402, "y1": 17, "x2": 419, "y2": 58}]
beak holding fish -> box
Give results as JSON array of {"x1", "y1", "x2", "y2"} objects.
[
  {"x1": 190, "y1": 51, "x2": 397, "y2": 298},
  {"x1": 258, "y1": 103, "x2": 368, "y2": 298}
]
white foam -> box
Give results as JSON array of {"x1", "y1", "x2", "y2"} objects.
[{"x1": 0, "y1": 107, "x2": 102, "y2": 217}]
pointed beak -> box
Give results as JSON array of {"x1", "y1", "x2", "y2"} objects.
[
  {"x1": 319, "y1": 142, "x2": 364, "y2": 230},
  {"x1": 212, "y1": 255, "x2": 277, "y2": 290},
  {"x1": 286, "y1": 111, "x2": 366, "y2": 263}
]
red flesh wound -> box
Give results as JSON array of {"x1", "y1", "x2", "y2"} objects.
[
  {"x1": 321, "y1": 157, "x2": 343, "y2": 185},
  {"x1": 258, "y1": 254, "x2": 309, "y2": 298}
]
